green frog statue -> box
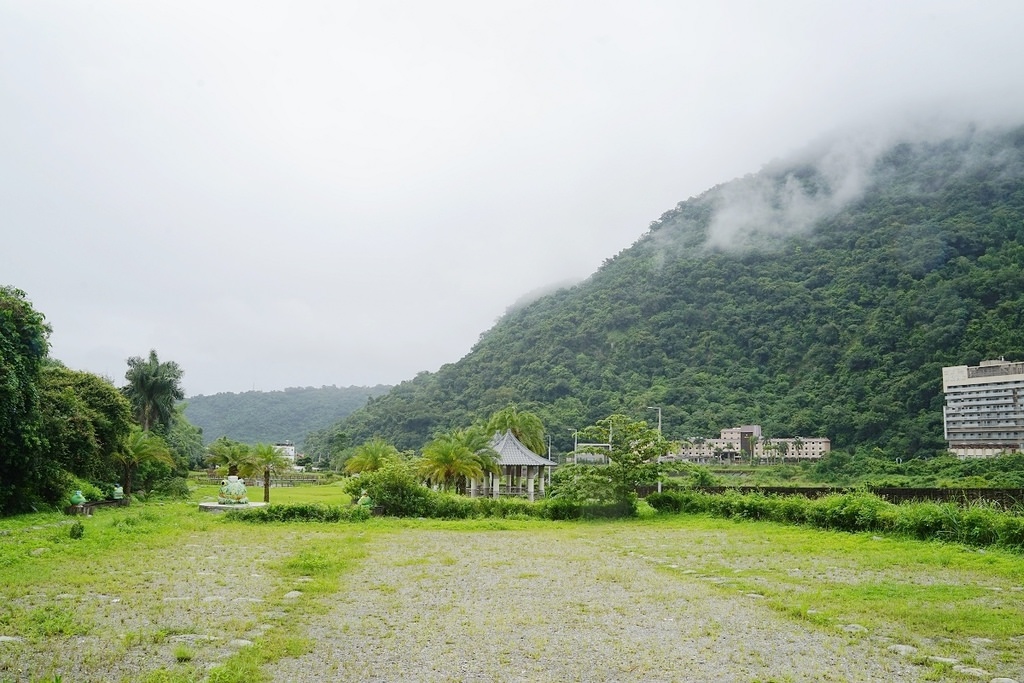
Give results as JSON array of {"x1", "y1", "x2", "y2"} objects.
[{"x1": 218, "y1": 476, "x2": 249, "y2": 505}]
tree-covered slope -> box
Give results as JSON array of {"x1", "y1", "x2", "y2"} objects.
[
  {"x1": 181, "y1": 384, "x2": 391, "y2": 447},
  {"x1": 333, "y1": 124, "x2": 1024, "y2": 457}
]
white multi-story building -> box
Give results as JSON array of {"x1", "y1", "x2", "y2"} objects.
[
  {"x1": 942, "y1": 359, "x2": 1024, "y2": 458},
  {"x1": 670, "y1": 425, "x2": 830, "y2": 464}
]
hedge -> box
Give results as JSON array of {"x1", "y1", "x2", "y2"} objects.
[{"x1": 645, "y1": 490, "x2": 1024, "y2": 551}]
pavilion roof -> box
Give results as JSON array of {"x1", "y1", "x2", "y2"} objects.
[{"x1": 490, "y1": 431, "x2": 557, "y2": 467}]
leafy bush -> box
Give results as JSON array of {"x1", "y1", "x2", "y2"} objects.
[
  {"x1": 548, "y1": 465, "x2": 617, "y2": 504},
  {"x1": 809, "y1": 491, "x2": 894, "y2": 532},
  {"x1": 996, "y1": 515, "x2": 1024, "y2": 549},
  {"x1": 891, "y1": 501, "x2": 952, "y2": 540},
  {"x1": 646, "y1": 492, "x2": 683, "y2": 513},
  {"x1": 342, "y1": 462, "x2": 431, "y2": 517},
  {"x1": 427, "y1": 494, "x2": 476, "y2": 519},
  {"x1": 955, "y1": 504, "x2": 1002, "y2": 546},
  {"x1": 540, "y1": 497, "x2": 636, "y2": 520},
  {"x1": 472, "y1": 497, "x2": 541, "y2": 519}
]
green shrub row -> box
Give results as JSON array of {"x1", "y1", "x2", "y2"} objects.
[
  {"x1": 225, "y1": 503, "x2": 371, "y2": 523},
  {"x1": 226, "y1": 495, "x2": 635, "y2": 523},
  {"x1": 645, "y1": 490, "x2": 1024, "y2": 550},
  {"x1": 224, "y1": 493, "x2": 639, "y2": 526},
  {"x1": 425, "y1": 493, "x2": 635, "y2": 520}
]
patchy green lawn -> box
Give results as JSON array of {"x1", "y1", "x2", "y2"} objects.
[{"x1": 0, "y1": 494, "x2": 1021, "y2": 682}]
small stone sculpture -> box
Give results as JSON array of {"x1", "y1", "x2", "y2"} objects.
[{"x1": 218, "y1": 476, "x2": 249, "y2": 505}]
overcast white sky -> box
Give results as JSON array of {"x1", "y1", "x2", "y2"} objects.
[{"x1": 4, "y1": 1, "x2": 1024, "y2": 396}]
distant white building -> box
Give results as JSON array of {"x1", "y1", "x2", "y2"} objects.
[
  {"x1": 943, "y1": 359, "x2": 1024, "y2": 458},
  {"x1": 274, "y1": 441, "x2": 302, "y2": 469},
  {"x1": 670, "y1": 425, "x2": 830, "y2": 464}
]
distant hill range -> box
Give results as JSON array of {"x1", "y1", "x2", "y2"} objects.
[
  {"x1": 323, "y1": 123, "x2": 1024, "y2": 458},
  {"x1": 181, "y1": 384, "x2": 392, "y2": 447}
]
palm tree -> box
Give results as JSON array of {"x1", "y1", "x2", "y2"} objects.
[
  {"x1": 114, "y1": 427, "x2": 174, "y2": 496},
  {"x1": 778, "y1": 440, "x2": 790, "y2": 463},
  {"x1": 240, "y1": 443, "x2": 291, "y2": 503},
  {"x1": 345, "y1": 437, "x2": 399, "y2": 474},
  {"x1": 122, "y1": 350, "x2": 185, "y2": 433},
  {"x1": 206, "y1": 436, "x2": 251, "y2": 477},
  {"x1": 486, "y1": 404, "x2": 545, "y2": 455},
  {"x1": 418, "y1": 431, "x2": 486, "y2": 492},
  {"x1": 456, "y1": 425, "x2": 501, "y2": 487}
]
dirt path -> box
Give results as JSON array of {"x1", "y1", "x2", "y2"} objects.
[{"x1": 266, "y1": 526, "x2": 923, "y2": 682}]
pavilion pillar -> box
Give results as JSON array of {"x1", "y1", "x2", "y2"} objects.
[
  {"x1": 539, "y1": 470, "x2": 545, "y2": 496},
  {"x1": 528, "y1": 475, "x2": 535, "y2": 502},
  {"x1": 493, "y1": 472, "x2": 500, "y2": 499},
  {"x1": 470, "y1": 478, "x2": 477, "y2": 498}
]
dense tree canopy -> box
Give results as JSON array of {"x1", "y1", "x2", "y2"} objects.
[
  {"x1": 330, "y1": 126, "x2": 1024, "y2": 459},
  {"x1": 0, "y1": 287, "x2": 51, "y2": 513},
  {"x1": 38, "y1": 362, "x2": 133, "y2": 484},
  {"x1": 182, "y1": 384, "x2": 391, "y2": 447}
]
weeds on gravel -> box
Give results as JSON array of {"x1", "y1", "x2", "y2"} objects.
[
  {"x1": 613, "y1": 515, "x2": 1024, "y2": 676},
  {"x1": 206, "y1": 631, "x2": 310, "y2": 683}
]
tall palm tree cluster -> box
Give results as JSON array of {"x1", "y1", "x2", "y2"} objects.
[{"x1": 109, "y1": 349, "x2": 187, "y2": 495}]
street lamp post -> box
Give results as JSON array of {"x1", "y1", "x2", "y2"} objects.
[
  {"x1": 647, "y1": 406, "x2": 663, "y2": 493},
  {"x1": 647, "y1": 406, "x2": 662, "y2": 434}
]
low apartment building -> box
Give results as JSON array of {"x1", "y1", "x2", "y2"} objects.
[{"x1": 670, "y1": 424, "x2": 830, "y2": 464}]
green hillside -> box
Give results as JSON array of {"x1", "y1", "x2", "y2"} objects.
[
  {"x1": 181, "y1": 384, "x2": 391, "y2": 447},
  {"x1": 329, "y1": 124, "x2": 1024, "y2": 457}
]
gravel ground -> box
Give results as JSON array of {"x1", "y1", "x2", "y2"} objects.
[
  {"x1": 266, "y1": 527, "x2": 925, "y2": 682},
  {"x1": 0, "y1": 524, "x2": 296, "y2": 683}
]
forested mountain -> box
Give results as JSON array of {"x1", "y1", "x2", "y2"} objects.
[
  {"x1": 181, "y1": 384, "x2": 391, "y2": 447},
  {"x1": 329, "y1": 124, "x2": 1024, "y2": 458}
]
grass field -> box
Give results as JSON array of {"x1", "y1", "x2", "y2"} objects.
[
  {"x1": 191, "y1": 482, "x2": 353, "y2": 506},
  {"x1": 0, "y1": 485, "x2": 1022, "y2": 682}
]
